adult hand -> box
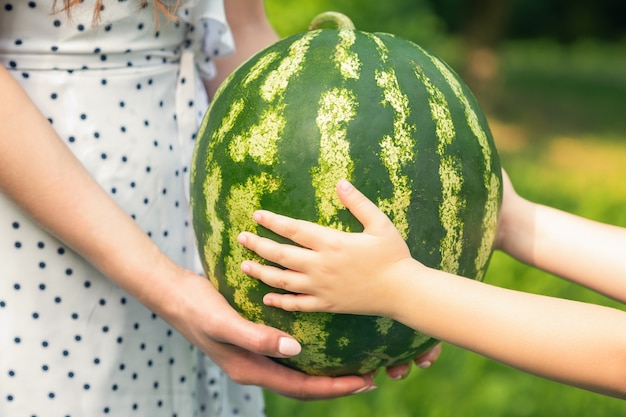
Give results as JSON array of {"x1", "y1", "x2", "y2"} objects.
[
  {"x1": 166, "y1": 267, "x2": 438, "y2": 393},
  {"x1": 163, "y1": 268, "x2": 377, "y2": 400},
  {"x1": 385, "y1": 343, "x2": 442, "y2": 379}
]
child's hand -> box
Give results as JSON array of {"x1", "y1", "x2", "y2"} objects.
[{"x1": 237, "y1": 179, "x2": 419, "y2": 317}]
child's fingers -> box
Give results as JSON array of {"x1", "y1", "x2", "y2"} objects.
[
  {"x1": 238, "y1": 231, "x2": 314, "y2": 272},
  {"x1": 241, "y1": 260, "x2": 309, "y2": 294},
  {"x1": 263, "y1": 292, "x2": 321, "y2": 313},
  {"x1": 336, "y1": 180, "x2": 393, "y2": 233},
  {"x1": 252, "y1": 210, "x2": 334, "y2": 251}
]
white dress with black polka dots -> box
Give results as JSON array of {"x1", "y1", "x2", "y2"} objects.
[{"x1": 0, "y1": 1, "x2": 265, "y2": 416}]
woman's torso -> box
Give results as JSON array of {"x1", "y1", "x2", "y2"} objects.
[{"x1": 0, "y1": 2, "x2": 265, "y2": 416}]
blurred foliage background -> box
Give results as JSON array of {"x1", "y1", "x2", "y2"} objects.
[{"x1": 260, "y1": 0, "x2": 626, "y2": 415}]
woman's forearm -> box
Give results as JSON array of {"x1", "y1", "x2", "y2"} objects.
[
  {"x1": 0, "y1": 66, "x2": 181, "y2": 317},
  {"x1": 204, "y1": 0, "x2": 279, "y2": 97}
]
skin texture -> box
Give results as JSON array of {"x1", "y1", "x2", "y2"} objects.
[
  {"x1": 238, "y1": 173, "x2": 626, "y2": 399},
  {"x1": 0, "y1": 0, "x2": 448, "y2": 399}
]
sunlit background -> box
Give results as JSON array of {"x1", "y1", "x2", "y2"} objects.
[{"x1": 259, "y1": 1, "x2": 626, "y2": 415}]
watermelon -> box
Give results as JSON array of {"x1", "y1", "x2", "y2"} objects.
[{"x1": 190, "y1": 11, "x2": 502, "y2": 376}]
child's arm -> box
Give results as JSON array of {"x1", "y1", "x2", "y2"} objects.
[
  {"x1": 238, "y1": 179, "x2": 626, "y2": 398},
  {"x1": 495, "y1": 171, "x2": 626, "y2": 302}
]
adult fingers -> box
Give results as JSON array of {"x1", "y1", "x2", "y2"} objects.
[
  {"x1": 270, "y1": 369, "x2": 377, "y2": 400},
  {"x1": 202, "y1": 335, "x2": 376, "y2": 400},
  {"x1": 385, "y1": 361, "x2": 412, "y2": 380},
  {"x1": 241, "y1": 355, "x2": 377, "y2": 400},
  {"x1": 414, "y1": 343, "x2": 442, "y2": 369},
  {"x1": 382, "y1": 343, "x2": 443, "y2": 380},
  {"x1": 202, "y1": 294, "x2": 303, "y2": 358}
]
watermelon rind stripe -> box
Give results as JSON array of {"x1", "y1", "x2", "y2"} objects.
[
  {"x1": 312, "y1": 88, "x2": 357, "y2": 227},
  {"x1": 413, "y1": 61, "x2": 465, "y2": 275},
  {"x1": 421, "y1": 48, "x2": 501, "y2": 278}
]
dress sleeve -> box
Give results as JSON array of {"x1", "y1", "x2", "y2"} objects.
[{"x1": 180, "y1": 0, "x2": 235, "y2": 80}]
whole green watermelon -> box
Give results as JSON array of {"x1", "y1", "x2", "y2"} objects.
[{"x1": 190, "y1": 12, "x2": 502, "y2": 376}]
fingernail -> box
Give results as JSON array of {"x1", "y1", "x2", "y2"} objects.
[
  {"x1": 240, "y1": 261, "x2": 250, "y2": 274},
  {"x1": 262, "y1": 294, "x2": 275, "y2": 307},
  {"x1": 352, "y1": 385, "x2": 377, "y2": 394},
  {"x1": 237, "y1": 232, "x2": 247, "y2": 245},
  {"x1": 278, "y1": 337, "x2": 302, "y2": 356},
  {"x1": 338, "y1": 179, "x2": 353, "y2": 192},
  {"x1": 418, "y1": 361, "x2": 432, "y2": 369}
]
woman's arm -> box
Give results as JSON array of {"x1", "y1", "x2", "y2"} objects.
[
  {"x1": 204, "y1": 0, "x2": 279, "y2": 98},
  {"x1": 238, "y1": 179, "x2": 626, "y2": 398},
  {"x1": 0, "y1": 66, "x2": 375, "y2": 399}
]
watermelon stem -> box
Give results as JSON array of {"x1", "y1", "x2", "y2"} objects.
[{"x1": 308, "y1": 11, "x2": 356, "y2": 31}]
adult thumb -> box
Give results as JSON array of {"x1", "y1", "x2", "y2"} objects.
[{"x1": 214, "y1": 308, "x2": 302, "y2": 358}]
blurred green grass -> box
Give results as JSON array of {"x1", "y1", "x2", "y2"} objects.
[{"x1": 261, "y1": 4, "x2": 626, "y2": 416}]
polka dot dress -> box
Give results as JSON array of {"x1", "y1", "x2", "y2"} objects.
[{"x1": 0, "y1": 1, "x2": 265, "y2": 416}]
